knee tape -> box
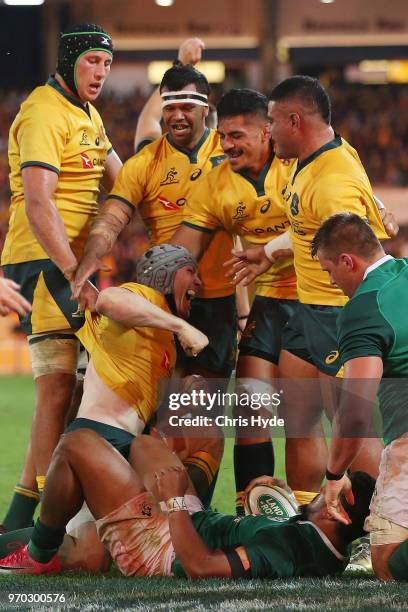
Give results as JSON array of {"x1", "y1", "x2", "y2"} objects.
[{"x1": 28, "y1": 333, "x2": 79, "y2": 379}]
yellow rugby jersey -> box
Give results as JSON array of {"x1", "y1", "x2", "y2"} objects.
[
  {"x1": 183, "y1": 156, "x2": 297, "y2": 300},
  {"x1": 77, "y1": 283, "x2": 176, "y2": 424},
  {"x1": 109, "y1": 128, "x2": 233, "y2": 299},
  {"x1": 2, "y1": 76, "x2": 112, "y2": 265},
  {"x1": 282, "y1": 136, "x2": 388, "y2": 306}
]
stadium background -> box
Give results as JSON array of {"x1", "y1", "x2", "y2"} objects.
[{"x1": 0, "y1": 1, "x2": 408, "y2": 604}]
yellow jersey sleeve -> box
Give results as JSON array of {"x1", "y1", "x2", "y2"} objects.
[
  {"x1": 109, "y1": 152, "x2": 149, "y2": 208},
  {"x1": 310, "y1": 175, "x2": 388, "y2": 239},
  {"x1": 17, "y1": 103, "x2": 67, "y2": 173},
  {"x1": 184, "y1": 175, "x2": 222, "y2": 231},
  {"x1": 77, "y1": 282, "x2": 176, "y2": 423}
]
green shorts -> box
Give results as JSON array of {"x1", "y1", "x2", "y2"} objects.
[
  {"x1": 3, "y1": 259, "x2": 83, "y2": 335},
  {"x1": 65, "y1": 418, "x2": 135, "y2": 460},
  {"x1": 239, "y1": 296, "x2": 299, "y2": 365},
  {"x1": 282, "y1": 303, "x2": 343, "y2": 375},
  {"x1": 176, "y1": 295, "x2": 237, "y2": 377}
]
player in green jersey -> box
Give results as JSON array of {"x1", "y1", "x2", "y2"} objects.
[
  {"x1": 311, "y1": 212, "x2": 408, "y2": 581},
  {"x1": 0, "y1": 432, "x2": 374, "y2": 578}
]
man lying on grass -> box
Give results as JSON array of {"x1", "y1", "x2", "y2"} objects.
[{"x1": 0, "y1": 432, "x2": 374, "y2": 578}]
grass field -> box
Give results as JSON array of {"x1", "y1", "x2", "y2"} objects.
[{"x1": 0, "y1": 375, "x2": 407, "y2": 610}]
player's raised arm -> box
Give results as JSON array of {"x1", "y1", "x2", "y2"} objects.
[
  {"x1": 134, "y1": 37, "x2": 205, "y2": 150},
  {"x1": 73, "y1": 198, "x2": 133, "y2": 300}
]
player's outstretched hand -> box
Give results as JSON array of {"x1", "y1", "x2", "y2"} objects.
[
  {"x1": 177, "y1": 322, "x2": 209, "y2": 357},
  {"x1": 224, "y1": 246, "x2": 272, "y2": 286},
  {"x1": 72, "y1": 255, "x2": 111, "y2": 300},
  {"x1": 324, "y1": 474, "x2": 355, "y2": 525},
  {"x1": 72, "y1": 280, "x2": 99, "y2": 315},
  {"x1": 380, "y1": 208, "x2": 399, "y2": 238},
  {"x1": 0, "y1": 277, "x2": 31, "y2": 317},
  {"x1": 154, "y1": 465, "x2": 189, "y2": 501},
  {"x1": 178, "y1": 38, "x2": 205, "y2": 66}
]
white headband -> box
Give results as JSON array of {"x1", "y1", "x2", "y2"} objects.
[{"x1": 161, "y1": 90, "x2": 209, "y2": 108}]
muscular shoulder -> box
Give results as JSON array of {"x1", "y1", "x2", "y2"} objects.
[{"x1": 120, "y1": 282, "x2": 168, "y2": 308}]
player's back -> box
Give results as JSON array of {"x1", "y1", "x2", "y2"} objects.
[
  {"x1": 283, "y1": 136, "x2": 387, "y2": 305},
  {"x1": 339, "y1": 257, "x2": 408, "y2": 445}
]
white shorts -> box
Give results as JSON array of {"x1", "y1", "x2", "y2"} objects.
[
  {"x1": 96, "y1": 492, "x2": 203, "y2": 577},
  {"x1": 365, "y1": 435, "x2": 408, "y2": 544}
]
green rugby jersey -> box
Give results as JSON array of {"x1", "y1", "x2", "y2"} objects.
[
  {"x1": 337, "y1": 256, "x2": 408, "y2": 444},
  {"x1": 172, "y1": 511, "x2": 349, "y2": 578}
]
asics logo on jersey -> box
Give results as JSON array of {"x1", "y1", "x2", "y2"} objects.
[
  {"x1": 79, "y1": 153, "x2": 93, "y2": 169},
  {"x1": 232, "y1": 204, "x2": 249, "y2": 221},
  {"x1": 100, "y1": 37, "x2": 111, "y2": 46},
  {"x1": 290, "y1": 194, "x2": 299, "y2": 216},
  {"x1": 325, "y1": 350, "x2": 339, "y2": 365},
  {"x1": 190, "y1": 169, "x2": 202, "y2": 181},
  {"x1": 260, "y1": 200, "x2": 271, "y2": 214},
  {"x1": 160, "y1": 168, "x2": 179, "y2": 186}
]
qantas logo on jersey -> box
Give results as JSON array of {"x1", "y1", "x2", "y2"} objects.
[
  {"x1": 80, "y1": 153, "x2": 93, "y2": 169},
  {"x1": 158, "y1": 197, "x2": 186, "y2": 211},
  {"x1": 238, "y1": 220, "x2": 290, "y2": 235},
  {"x1": 160, "y1": 168, "x2": 179, "y2": 186},
  {"x1": 161, "y1": 350, "x2": 171, "y2": 373}
]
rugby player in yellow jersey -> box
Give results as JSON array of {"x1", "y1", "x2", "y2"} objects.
[
  {"x1": 170, "y1": 88, "x2": 299, "y2": 513},
  {"x1": 226, "y1": 76, "x2": 392, "y2": 503},
  {"x1": 73, "y1": 61, "x2": 237, "y2": 380},
  {"x1": 0, "y1": 24, "x2": 122, "y2": 532},
  {"x1": 67, "y1": 244, "x2": 220, "y2": 506}
]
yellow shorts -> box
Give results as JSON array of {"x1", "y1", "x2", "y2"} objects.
[
  {"x1": 3, "y1": 259, "x2": 83, "y2": 335},
  {"x1": 96, "y1": 492, "x2": 202, "y2": 577}
]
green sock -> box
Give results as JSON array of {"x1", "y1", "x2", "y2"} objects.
[
  {"x1": 388, "y1": 540, "x2": 408, "y2": 581},
  {"x1": 0, "y1": 527, "x2": 34, "y2": 558},
  {"x1": 28, "y1": 519, "x2": 65, "y2": 563},
  {"x1": 2, "y1": 484, "x2": 40, "y2": 531}
]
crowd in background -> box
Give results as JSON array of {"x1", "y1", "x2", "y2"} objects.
[{"x1": 0, "y1": 83, "x2": 407, "y2": 287}]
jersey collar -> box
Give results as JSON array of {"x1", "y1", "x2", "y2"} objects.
[
  {"x1": 293, "y1": 134, "x2": 342, "y2": 182},
  {"x1": 298, "y1": 521, "x2": 347, "y2": 560},
  {"x1": 363, "y1": 254, "x2": 394, "y2": 280},
  {"x1": 47, "y1": 75, "x2": 91, "y2": 117},
  {"x1": 238, "y1": 153, "x2": 275, "y2": 197},
  {"x1": 167, "y1": 127, "x2": 210, "y2": 163}
]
